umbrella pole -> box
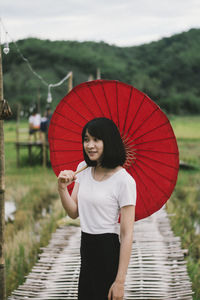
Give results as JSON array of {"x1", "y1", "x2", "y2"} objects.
[{"x1": 0, "y1": 43, "x2": 6, "y2": 300}]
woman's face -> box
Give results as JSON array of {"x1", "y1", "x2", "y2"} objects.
[{"x1": 84, "y1": 130, "x2": 104, "y2": 163}]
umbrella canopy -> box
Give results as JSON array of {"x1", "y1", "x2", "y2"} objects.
[{"x1": 48, "y1": 80, "x2": 179, "y2": 221}]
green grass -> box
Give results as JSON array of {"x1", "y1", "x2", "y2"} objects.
[
  {"x1": 170, "y1": 115, "x2": 200, "y2": 140},
  {"x1": 166, "y1": 115, "x2": 200, "y2": 299},
  {"x1": 3, "y1": 120, "x2": 68, "y2": 296},
  {"x1": 4, "y1": 120, "x2": 29, "y2": 143},
  {"x1": 169, "y1": 115, "x2": 200, "y2": 167}
]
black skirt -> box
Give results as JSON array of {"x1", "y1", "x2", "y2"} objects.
[{"x1": 78, "y1": 231, "x2": 120, "y2": 300}]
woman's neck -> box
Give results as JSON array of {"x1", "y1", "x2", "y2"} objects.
[{"x1": 93, "y1": 165, "x2": 122, "y2": 181}]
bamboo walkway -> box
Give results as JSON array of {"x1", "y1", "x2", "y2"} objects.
[{"x1": 8, "y1": 208, "x2": 193, "y2": 300}]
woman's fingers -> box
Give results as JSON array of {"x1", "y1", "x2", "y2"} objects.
[
  {"x1": 108, "y1": 282, "x2": 123, "y2": 300},
  {"x1": 58, "y1": 171, "x2": 76, "y2": 184},
  {"x1": 108, "y1": 287, "x2": 112, "y2": 300}
]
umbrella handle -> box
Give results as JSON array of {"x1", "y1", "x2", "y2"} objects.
[
  {"x1": 74, "y1": 164, "x2": 88, "y2": 175},
  {"x1": 59, "y1": 165, "x2": 88, "y2": 184}
]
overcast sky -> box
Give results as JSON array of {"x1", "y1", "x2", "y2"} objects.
[{"x1": 1, "y1": 0, "x2": 200, "y2": 47}]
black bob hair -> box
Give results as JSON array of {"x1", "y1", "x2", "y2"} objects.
[{"x1": 82, "y1": 117, "x2": 126, "y2": 168}]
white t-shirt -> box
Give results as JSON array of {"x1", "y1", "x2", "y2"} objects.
[
  {"x1": 29, "y1": 114, "x2": 41, "y2": 129},
  {"x1": 76, "y1": 161, "x2": 136, "y2": 235}
]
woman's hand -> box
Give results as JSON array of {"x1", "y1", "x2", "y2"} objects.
[
  {"x1": 108, "y1": 281, "x2": 124, "y2": 300},
  {"x1": 58, "y1": 170, "x2": 77, "y2": 190}
]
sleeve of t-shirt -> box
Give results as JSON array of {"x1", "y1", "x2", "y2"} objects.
[
  {"x1": 75, "y1": 161, "x2": 87, "y2": 183},
  {"x1": 29, "y1": 116, "x2": 33, "y2": 123},
  {"x1": 117, "y1": 175, "x2": 136, "y2": 208}
]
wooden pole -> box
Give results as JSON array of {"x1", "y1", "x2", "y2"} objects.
[
  {"x1": 88, "y1": 74, "x2": 94, "y2": 81},
  {"x1": 37, "y1": 87, "x2": 41, "y2": 114},
  {"x1": 16, "y1": 103, "x2": 20, "y2": 143},
  {"x1": 16, "y1": 103, "x2": 20, "y2": 167},
  {"x1": 68, "y1": 72, "x2": 73, "y2": 92},
  {"x1": 0, "y1": 44, "x2": 6, "y2": 300},
  {"x1": 42, "y1": 139, "x2": 46, "y2": 168},
  {"x1": 96, "y1": 68, "x2": 101, "y2": 79}
]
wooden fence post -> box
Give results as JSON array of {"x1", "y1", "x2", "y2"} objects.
[
  {"x1": 88, "y1": 74, "x2": 94, "y2": 81},
  {"x1": 42, "y1": 140, "x2": 47, "y2": 168},
  {"x1": 16, "y1": 103, "x2": 20, "y2": 167},
  {"x1": 0, "y1": 43, "x2": 6, "y2": 300},
  {"x1": 96, "y1": 68, "x2": 101, "y2": 79},
  {"x1": 68, "y1": 72, "x2": 73, "y2": 92}
]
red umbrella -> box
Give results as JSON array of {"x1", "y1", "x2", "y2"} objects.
[{"x1": 48, "y1": 80, "x2": 179, "y2": 221}]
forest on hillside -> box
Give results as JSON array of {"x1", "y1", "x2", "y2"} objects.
[{"x1": 2, "y1": 28, "x2": 200, "y2": 118}]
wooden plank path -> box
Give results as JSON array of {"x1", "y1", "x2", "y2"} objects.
[{"x1": 8, "y1": 208, "x2": 193, "y2": 299}]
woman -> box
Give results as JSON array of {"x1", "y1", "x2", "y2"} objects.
[{"x1": 58, "y1": 117, "x2": 136, "y2": 300}]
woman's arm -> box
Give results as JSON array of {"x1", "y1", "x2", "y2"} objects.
[
  {"x1": 58, "y1": 170, "x2": 79, "y2": 219},
  {"x1": 108, "y1": 205, "x2": 135, "y2": 300}
]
